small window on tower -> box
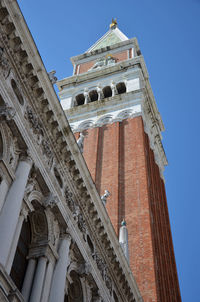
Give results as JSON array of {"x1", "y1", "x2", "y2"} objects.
[
  {"x1": 75, "y1": 94, "x2": 85, "y2": 106},
  {"x1": 116, "y1": 82, "x2": 126, "y2": 94},
  {"x1": 103, "y1": 86, "x2": 112, "y2": 98},
  {"x1": 89, "y1": 90, "x2": 98, "y2": 102}
]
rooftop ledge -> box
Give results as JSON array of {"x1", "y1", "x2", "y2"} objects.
[
  {"x1": 57, "y1": 56, "x2": 148, "y2": 91},
  {"x1": 70, "y1": 37, "x2": 140, "y2": 64}
]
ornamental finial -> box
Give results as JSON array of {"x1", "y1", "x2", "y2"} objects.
[{"x1": 110, "y1": 18, "x2": 117, "y2": 29}]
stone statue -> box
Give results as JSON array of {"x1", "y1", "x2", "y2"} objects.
[
  {"x1": 97, "y1": 84, "x2": 104, "y2": 100},
  {"x1": 111, "y1": 80, "x2": 117, "y2": 97},
  {"x1": 101, "y1": 190, "x2": 110, "y2": 206},
  {"x1": 91, "y1": 58, "x2": 105, "y2": 70},
  {"x1": 77, "y1": 133, "x2": 85, "y2": 153},
  {"x1": 84, "y1": 88, "x2": 90, "y2": 104},
  {"x1": 48, "y1": 70, "x2": 57, "y2": 84}
]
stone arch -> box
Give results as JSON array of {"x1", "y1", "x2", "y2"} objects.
[
  {"x1": 117, "y1": 109, "x2": 133, "y2": 120},
  {"x1": 75, "y1": 93, "x2": 85, "y2": 106},
  {"x1": 103, "y1": 86, "x2": 112, "y2": 98},
  {"x1": 116, "y1": 81, "x2": 126, "y2": 94},
  {"x1": 96, "y1": 114, "x2": 113, "y2": 126},
  {"x1": 78, "y1": 120, "x2": 94, "y2": 131},
  {"x1": 89, "y1": 89, "x2": 98, "y2": 102},
  {"x1": 28, "y1": 190, "x2": 43, "y2": 205}
]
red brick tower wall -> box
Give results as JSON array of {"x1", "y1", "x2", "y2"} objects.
[
  {"x1": 75, "y1": 116, "x2": 181, "y2": 302},
  {"x1": 75, "y1": 49, "x2": 131, "y2": 74}
]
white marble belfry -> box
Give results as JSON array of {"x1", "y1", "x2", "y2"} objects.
[
  {"x1": 0, "y1": 155, "x2": 32, "y2": 267},
  {"x1": 49, "y1": 234, "x2": 71, "y2": 302}
]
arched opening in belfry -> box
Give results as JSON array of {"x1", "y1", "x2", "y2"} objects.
[
  {"x1": 116, "y1": 82, "x2": 126, "y2": 94},
  {"x1": 103, "y1": 86, "x2": 112, "y2": 98},
  {"x1": 11, "y1": 79, "x2": 24, "y2": 106},
  {"x1": 89, "y1": 90, "x2": 98, "y2": 102},
  {"x1": 75, "y1": 94, "x2": 85, "y2": 106},
  {"x1": 10, "y1": 218, "x2": 31, "y2": 291}
]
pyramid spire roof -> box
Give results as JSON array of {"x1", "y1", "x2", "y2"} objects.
[{"x1": 87, "y1": 20, "x2": 128, "y2": 53}]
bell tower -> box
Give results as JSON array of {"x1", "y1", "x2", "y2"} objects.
[{"x1": 57, "y1": 22, "x2": 181, "y2": 302}]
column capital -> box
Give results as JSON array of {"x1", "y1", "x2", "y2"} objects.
[
  {"x1": 60, "y1": 232, "x2": 71, "y2": 242},
  {"x1": 19, "y1": 152, "x2": 33, "y2": 166}
]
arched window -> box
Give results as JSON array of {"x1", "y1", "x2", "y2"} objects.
[
  {"x1": 116, "y1": 82, "x2": 126, "y2": 94},
  {"x1": 10, "y1": 218, "x2": 31, "y2": 291},
  {"x1": 103, "y1": 86, "x2": 112, "y2": 98},
  {"x1": 75, "y1": 94, "x2": 85, "y2": 106},
  {"x1": 11, "y1": 79, "x2": 24, "y2": 106},
  {"x1": 89, "y1": 90, "x2": 98, "y2": 102}
]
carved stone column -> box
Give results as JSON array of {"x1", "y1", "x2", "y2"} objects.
[
  {"x1": 0, "y1": 155, "x2": 32, "y2": 267},
  {"x1": 49, "y1": 234, "x2": 71, "y2": 302},
  {"x1": 41, "y1": 261, "x2": 54, "y2": 302},
  {"x1": 21, "y1": 258, "x2": 37, "y2": 301},
  {"x1": 6, "y1": 207, "x2": 28, "y2": 273},
  {"x1": 29, "y1": 256, "x2": 47, "y2": 302}
]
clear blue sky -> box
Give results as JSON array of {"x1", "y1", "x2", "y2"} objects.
[{"x1": 18, "y1": 0, "x2": 200, "y2": 300}]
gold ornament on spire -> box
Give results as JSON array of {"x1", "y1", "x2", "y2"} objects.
[{"x1": 110, "y1": 18, "x2": 117, "y2": 29}]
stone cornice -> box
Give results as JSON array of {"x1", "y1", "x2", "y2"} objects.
[
  {"x1": 0, "y1": 0, "x2": 143, "y2": 300},
  {"x1": 57, "y1": 56, "x2": 145, "y2": 90},
  {"x1": 70, "y1": 37, "x2": 140, "y2": 64}
]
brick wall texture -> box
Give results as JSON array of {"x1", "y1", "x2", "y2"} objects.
[
  {"x1": 75, "y1": 116, "x2": 181, "y2": 302},
  {"x1": 76, "y1": 50, "x2": 129, "y2": 74}
]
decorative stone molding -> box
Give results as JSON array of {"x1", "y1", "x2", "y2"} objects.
[
  {"x1": 44, "y1": 193, "x2": 59, "y2": 208},
  {"x1": 0, "y1": 46, "x2": 10, "y2": 78},
  {"x1": 0, "y1": 104, "x2": 15, "y2": 120}
]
